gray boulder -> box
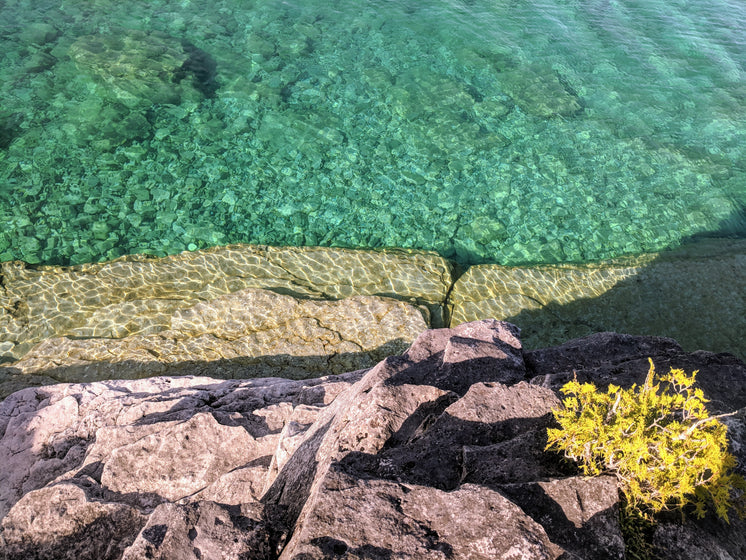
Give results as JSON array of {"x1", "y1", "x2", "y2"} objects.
[{"x1": 1, "y1": 320, "x2": 745, "y2": 559}]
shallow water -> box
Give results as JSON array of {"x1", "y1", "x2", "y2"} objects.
[{"x1": 1, "y1": 0, "x2": 744, "y2": 266}]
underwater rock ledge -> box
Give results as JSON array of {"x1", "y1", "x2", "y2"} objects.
[
  {"x1": 0, "y1": 238, "x2": 744, "y2": 399},
  {"x1": 1, "y1": 320, "x2": 745, "y2": 559}
]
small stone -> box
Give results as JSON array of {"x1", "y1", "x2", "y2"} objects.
[
  {"x1": 91, "y1": 221, "x2": 110, "y2": 240},
  {"x1": 19, "y1": 236, "x2": 41, "y2": 255}
]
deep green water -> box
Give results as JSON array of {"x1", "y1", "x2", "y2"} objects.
[{"x1": 1, "y1": 0, "x2": 744, "y2": 266}]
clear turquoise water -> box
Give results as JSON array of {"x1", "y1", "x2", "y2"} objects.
[{"x1": 0, "y1": 0, "x2": 744, "y2": 266}]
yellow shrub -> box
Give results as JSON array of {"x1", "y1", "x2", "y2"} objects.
[{"x1": 546, "y1": 358, "x2": 746, "y2": 521}]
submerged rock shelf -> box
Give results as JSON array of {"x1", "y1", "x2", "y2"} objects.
[
  {"x1": 450, "y1": 237, "x2": 746, "y2": 358},
  {"x1": 0, "y1": 238, "x2": 744, "y2": 398}
]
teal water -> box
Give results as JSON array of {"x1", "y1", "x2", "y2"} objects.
[{"x1": 0, "y1": 0, "x2": 744, "y2": 266}]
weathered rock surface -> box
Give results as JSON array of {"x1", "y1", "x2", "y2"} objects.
[
  {"x1": 0, "y1": 244, "x2": 454, "y2": 361},
  {"x1": 0, "y1": 288, "x2": 427, "y2": 398},
  {"x1": 2, "y1": 320, "x2": 744, "y2": 559},
  {"x1": 120, "y1": 501, "x2": 287, "y2": 560},
  {"x1": 449, "y1": 238, "x2": 746, "y2": 360},
  {"x1": 0, "y1": 371, "x2": 361, "y2": 559}
]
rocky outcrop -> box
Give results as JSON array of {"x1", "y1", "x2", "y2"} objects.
[
  {"x1": 2, "y1": 320, "x2": 745, "y2": 559},
  {"x1": 0, "y1": 244, "x2": 454, "y2": 361},
  {"x1": 449, "y1": 238, "x2": 746, "y2": 360},
  {"x1": 0, "y1": 288, "x2": 426, "y2": 398}
]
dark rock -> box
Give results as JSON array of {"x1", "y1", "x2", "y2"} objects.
[
  {"x1": 121, "y1": 501, "x2": 287, "y2": 560},
  {"x1": 526, "y1": 332, "x2": 746, "y2": 413},
  {"x1": 498, "y1": 476, "x2": 624, "y2": 559}
]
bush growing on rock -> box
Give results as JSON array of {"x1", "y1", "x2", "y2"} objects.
[{"x1": 546, "y1": 358, "x2": 746, "y2": 521}]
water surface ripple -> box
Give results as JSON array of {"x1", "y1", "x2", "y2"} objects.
[{"x1": 0, "y1": 0, "x2": 744, "y2": 265}]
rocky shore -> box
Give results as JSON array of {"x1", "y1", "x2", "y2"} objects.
[
  {"x1": 1, "y1": 239, "x2": 744, "y2": 400},
  {"x1": 0, "y1": 241, "x2": 745, "y2": 558},
  {"x1": 2, "y1": 319, "x2": 746, "y2": 559}
]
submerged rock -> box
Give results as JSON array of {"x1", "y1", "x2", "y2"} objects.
[
  {"x1": 498, "y1": 63, "x2": 582, "y2": 118},
  {"x1": 0, "y1": 288, "x2": 427, "y2": 398},
  {"x1": 1, "y1": 320, "x2": 744, "y2": 558},
  {"x1": 449, "y1": 238, "x2": 746, "y2": 360},
  {"x1": 65, "y1": 28, "x2": 217, "y2": 148},
  {"x1": 69, "y1": 29, "x2": 199, "y2": 108},
  {"x1": 0, "y1": 244, "x2": 454, "y2": 363}
]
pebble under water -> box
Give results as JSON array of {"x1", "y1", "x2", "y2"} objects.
[{"x1": 0, "y1": 0, "x2": 744, "y2": 266}]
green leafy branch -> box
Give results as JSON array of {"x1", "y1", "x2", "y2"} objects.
[{"x1": 546, "y1": 358, "x2": 746, "y2": 521}]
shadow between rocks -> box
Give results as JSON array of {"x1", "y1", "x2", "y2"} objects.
[
  {"x1": 308, "y1": 536, "x2": 397, "y2": 560},
  {"x1": 524, "y1": 335, "x2": 746, "y2": 414},
  {"x1": 326, "y1": 416, "x2": 618, "y2": 560},
  {"x1": 337, "y1": 412, "x2": 575, "y2": 492},
  {"x1": 0, "y1": 340, "x2": 406, "y2": 401},
  {"x1": 323, "y1": 406, "x2": 624, "y2": 559}
]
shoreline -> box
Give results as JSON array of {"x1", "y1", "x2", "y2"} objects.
[{"x1": 0, "y1": 237, "x2": 744, "y2": 398}]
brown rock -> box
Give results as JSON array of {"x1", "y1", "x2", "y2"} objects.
[
  {"x1": 0, "y1": 244, "x2": 453, "y2": 361},
  {"x1": 0, "y1": 288, "x2": 427, "y2": 397},
  {"x1": 100, "y1": 412, "x2": 275, "y2": 503}
]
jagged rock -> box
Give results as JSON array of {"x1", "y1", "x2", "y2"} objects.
[
  {"x1": 0, "y1": 372, "x2": 361, "y2": 521},
  {"x1": 1, "y1": 320, "x2": 745, "y2": 559},
  {"x1": 498, "y1": 477, "x2": 623, "y2": 559},
  {"x1": 0, "y1": 244, "x2": 454, "y2": 361},
  {"x1": 0, "y1": 288, "x2": 427, "y2": 397},
  {"x1": 0, "y1": 482, "x2": 145, "y2": 560},
  {"x1": 449, "y1": 238, "x2": 746, "y2": 361},
  {"x1": 120, "y1": 501, "x2": 287, "y2": 560},
  {"x1": 282, "y1": 471, "x2": 566, "y2": 559},
  {"x1": 264, "y1": 320, "x2": 624, "y2": 559}
]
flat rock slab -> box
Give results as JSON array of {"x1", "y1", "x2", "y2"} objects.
[
  {"x1": 0, "y1": 288, "x2": 427, "y2": 399},
  {"x1": 449, "y1": 238, "x2": 746, "y2": 360},
  {"x1": 0, "y1": 244, "x2": 454, "y2": 361},
  {"x1": 1, "y1": 321, "x2": 745, "y2": 559}
]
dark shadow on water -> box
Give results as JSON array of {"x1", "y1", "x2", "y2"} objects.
[
  {"x1": 687, "y1": 199, "x2": 746, "y2": 241},
  {"x1": 0, "y1": 110, "x2": 23, "y2": 150},
  {"x1": 177, "y1": 40, "x2": 219, "y2": 98},
  {"x1": 501, "y1": 234, "x2": 746, "y2": 360}
]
